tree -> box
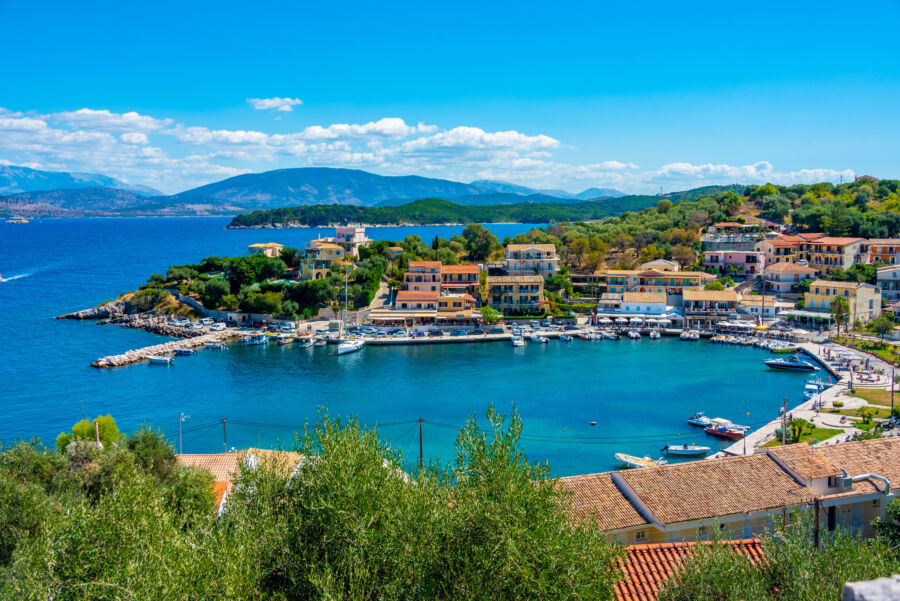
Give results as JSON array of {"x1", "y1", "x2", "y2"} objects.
[
  {"x1": 260, "y1": 258, "x2": 287, "y2": 280},
  {"x1": 239, "y1": 291, "x2": 283, "y2": 316},
  {"x1": 56, "y1": 415, "x2": 121, "y2": 450},
  {"x1": 705, "y1": 281, "x2": 724, "y2": 291},
  {"x1": 868, "y1": 315, "x2": 894, "y2": 346},
  {"x1": 199, "y1": 278, "x2": 229, "y2": 309},
  {"x1": 460, "y1": 224, "x2": 498, "y2": 261},
  {"x1": 788, "y1": 417, "x2": 812, "y2": 443},
  {"x1": 822, "y1": 201, "x2": 852, "y2": 236},
  {"x1": 657, "y1": 198, "x2": 672, "y2": 213},
  {"x1": 480, "y1": 306, "x2": 500, "y2": 323},
  {"x1": 613, "y1": 232, "x2": 633, "y2": 253},
  {"x1": 873, "y1": 498, "x2": 900, "y2": 547},
  {"x1": 830, "y1": 295, "x2": 850, "y2": 335},
  {"x1": 759, "y1": 194, "x2": 791, "y2": 221}
]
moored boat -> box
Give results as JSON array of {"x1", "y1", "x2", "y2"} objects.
[
  {"x1": 559, "y1": 334, "x2": 574, "y2": 342},
  {"x1": 337, "y1": 338, "x2": 365, "y2": 355},
  {"x1": 687, "y1": 411, "x2": 712, "y2": 427},
  {"x1": 627, "y1": 330, "x2": 641, "y2": 339},
  {"x1": 204, "y1": 342, "x2": 227, "y2": 350},
  {"x1": 615, "y1": 453, "x2": 667, "y2": 469},
  {"x1": 662, "y1": 443, "x2": 711, "y2": 456},
  {"x1": 765, "y1": 354, "x2": 818, "y2": 371},
  {"x1": 242, "y1": 333, "x2": 267, "y2": 345},
  {"x1": 649, "y1": 330, "x2": 661, "y2": 339},
  {"x1": 578, "y1": 331, "x2": 596, "y2": 341},
  {"x1": 314, "y1": 338, "x2": 327, "y2": 347},
  {"x1": 511, "y1": 336, "x2": 525, "y2": 347},
  {"x1": 173, "y1": 348, "x2": 195, "y2": 356},
  {"x1": 601, "y1": 331, "x2": 619, "y2": 340},
  {"x1": 704, "y1": 417, "x2": 747, "y2": 439},
  {"x1": 147, "y1": 355, "x2": 173, "y2": 365}
]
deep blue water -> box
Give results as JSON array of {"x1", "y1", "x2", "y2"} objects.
[{"x1": 0, "y1": 218, "x2": 813, "y2": 474}]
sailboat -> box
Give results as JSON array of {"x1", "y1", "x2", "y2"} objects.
[{"x1": 336, "y1": 270, "x2": 365, "y2": 355}]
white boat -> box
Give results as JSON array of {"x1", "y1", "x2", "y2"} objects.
[
  {"x1": 627, "y1": 330, "x2": 641, "y2": 339},
  {"x1": 601, "y1": 331, "x2": 619, "y2": 340},
  {"x1": 529, "y1": 335, "x2": 549, "y2": 343},
  {"x1": 649, "y1": 330, "x2": 661, "y2": 339},
  {"x1": 204, "y1": 342, "x2": 227, "y2": 350},
  {"x1": 314, "y1": 338, "x2": 327, "y2": 347},
  {"x1": 337, "y1": 338, "x2": 364, "y2": 355},
  {"x1": 173, "y1": 348, "x2": 195, "y2": 356},
  {"x1": 299, "y1": 339, "x2": 314, "y2": 348},
  {"x1": 559, "y1": 334, "x2": 574, "y2": 342},
  {"x1": 662, "y1": 443, "x2": 711, "y2": 456},
  {"x1": 615, "y1": 453, "x2": 667, "y2": 469},
  {"x1": 511, "y1": 336, "x2": 525, "y2": 347},
  {"x1": 147, "y1": 355, "x2": 173, "y2": 365},
  {"x1": 578, "y1": 331, "x2": 596, "y2": 341},
  {"x1": 687, "y1": 411, "x2": 713, "y2": 427},
  {"x1": 274, "y1": 333, "x2": 293, "y2": 346}
]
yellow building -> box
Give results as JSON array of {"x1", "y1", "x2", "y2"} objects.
[
  {"x1": 301, "y1": 242, "x2": 345, "y2": 280},
  {"x1": 804, "y1": 279, "x2": 881, "y2": 324},
  {"x1": 247, "y1": 242, "x2": 284, "y2": 258},
  {"x1": 601, "y1": 268, "x2": 714, "y2": 295},
  {"x1": 488, "y1": 275, "x2": 544, "y2": 313},
  {"x1": 556, "y1": 437, "x2": 899, "y2": 545}
]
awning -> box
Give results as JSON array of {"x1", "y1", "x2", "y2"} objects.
[
  {"x1": 615, "y1": 317, "x2": 628, "y2": 323},
  {"x1": 598, "y1": 317, "x2": 613, "y2": 324},
  {"x1": 629, "y1": 317, "x2": 643, "y2": 324},
  {"x1": 645, "y1": 318, "x2": 658, "y2": 324}
]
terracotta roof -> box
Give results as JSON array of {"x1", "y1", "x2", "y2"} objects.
[
  {"x1": 738, "y1": 295, "x2": 779, "y2": 306},
  {"x1": 639, "y1": 270, "x2": 713, "y2": 279},
  {"x1": 682, "y1": 289, "x2": 738, "y2": 302},
  {"x1": 248, "y1": 242, "x2": 283, "y2": 248},
  {"x1": 713, "y1": 222, "x2": 752, "y2": 227},
  {"x1": 799, "y1": 232, "x2": 826, "y2": 241},
  {"x1": 408, "y1": 260, "x2": 442, "y2": 269},
  {"x1": 489, "y1": 275, "x2": 544, "y2": 284},
  {"x1": 810, "y1": 279, "x2": 865, "y2": 289},
  {"x1": 212, "y1": 481, "x2": 230, "y2": 509},
  {"x1": 623, "y1": 292, "x2": 666, "y2": 304},
  {"x1": 766, "y1": 444, "x2": 842, "y2": 481},
  {"x1": 605, "y1": 270, "x2": 643, "y2": 276},
  {"x1": 815, "y1": 437, "x2": 900, "y2": 493},
  {"x1": 866, "y1": 239, "x2": 900, "y2": 245},
  {"x1": 387, "y1": 246, "x2": 404, "y2": 251},
  {"x1": 615, "y1": 453, "x2": 814, "y2": 525},
  {"x1": 441, "y1": 264, "x2": 479, "y2": 274},
  {"x1": 177, "y1": 449, "x2": 304, "y2": 482},
  {"x1": 808, "y1": 237, "x2": 863, "y2": 246},
  {"x1": 311, "y1": 242, "x2": 344, "y2": 250},
  {"x1": 877, "y1": 265, "x2": 900, "y2": 273},
  {"x1": 555, "y1": 472, "x2": 649, "y2": 531},
  {"x1": 615, "y1": 540, "x2": 764, "y2": 601},
  {"x1": 506, "y1": 243, "x2": 557, "y2": 252},
  {"x1": 768, "y1": 239, "x2": 801, "y2": 248},
  {"x1": 396, "y1": 290, "x2": 440, "y2": 301},
  {"x1": 765, "y1": 262, "x2": 817, "y2": 274}
]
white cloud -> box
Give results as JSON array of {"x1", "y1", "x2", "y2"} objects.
[
  {"x1": 120, "y1": 132, "x2": 149, "y2": 145},
  {"x1": 247, "y1": 97, "x2": 303, "y2": 112},
  {"x1": 50, "y1": 108, "x2": 172, "y2": 132},
  {"x1": 297, "y1": 118, "x2": 437, "y2": 140}
]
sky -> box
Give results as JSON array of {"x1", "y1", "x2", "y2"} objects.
[{"x1": 1, "y1": 0, "x2": 899, "y2": 195}]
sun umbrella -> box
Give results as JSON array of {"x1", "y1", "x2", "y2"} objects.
[
  {"x1": 630, "y1": 317, "x2": 643, "y2": 324},
  {"x1": 599, "y1": 317, "x2": 613, "y2": 324},
  {"x1": 615, "y1": 317, "x2": 628, "y2": 324}
]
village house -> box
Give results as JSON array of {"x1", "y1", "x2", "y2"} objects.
[
  {"x1": 619, "y1": 292, "x2": 667, "y2": 316},
  {"x1": 504, "y1": 244, "x2": 559, "y2": 279},
  {"x1": 703, "y1": 250, "x2": 766, "y2": 276},
  {"x1": 798, "y1": 237, "x2": 865, "y2": 273},
  {"x1": 300, "y1": 242, "x2": 345, "y2": 280},
  {"x1": 681, "y1": 289, "x2": 738, "y2": 328},
  {"x1": 762, "y1": 261, "x2": 818, "y2": 299},
  {"x1": 487, "y1": 275, "x2": 544, "y2": 313},
  {"x1": 403, "y1": 260, "x2": 442, "y2": 292},
  {"x1": 804, "y1": 279, "x2": 881, "y2": 324},
  {"x1": 862, "y1": 238, "x2": 900, "y2": 265},
  {"x1": 601, "y1": 269, "x2": 715, "y2": 296},
  {"x1": 738, "y1": 294, "x2": 793, "y2": 319},
  {"x1": 877, "y1": 264, "x2": 900, "y2": 303},
  {"x1": 440, "y1": 264, "x2": 480, "y2": 293},
  {"x1": 755, "y1": 232, "x2": 826, "y2": 265},
  {"x1": 394, "y1": 290, "x2": 439, "y2": 311},
  {"x1": 306, "y1": 226, "x2": 372, "y2": 257},
  {"x1": 247, "y1": 242, "x2": 284, "y2": 258}
]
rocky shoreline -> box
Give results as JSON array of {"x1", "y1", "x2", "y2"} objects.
[{"x1": 92, "y1": 327, "x2": 239, "y2": 368}]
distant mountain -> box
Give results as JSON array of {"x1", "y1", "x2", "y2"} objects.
[
  {"x1": 469, "y1": 179, "x2": 625, "y2": 200},
  {"x1": 0, "y1": 188, "x2": 239, "y2": 218},
  {"x1": 573, "y1": 187, "x2": 627, "y2": 200},
  {"x1": 660, "y1": 184, "x2": 744, "y2": 202},
  {"x1": 375, "y1": 192, "x2": 579, "y2": 207},
  {"x1": 170, "y1": 167, "x2": 483, "y2": 208},
  {"x1": 0, "y1": 165, "x2": 161, "y2": 196}
]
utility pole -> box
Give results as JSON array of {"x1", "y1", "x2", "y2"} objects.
[
  {"x1": 179, "y1": 412, "x2": 190, "y2": 454},
  {"x1": 892, "y1": 364, "x2": 895, "y2": 417},
  {"x1": 418, "y1": 417, "x2": 424, "y2": 471},
  {"x1": 782, "y1": 398, "x2": 787, "y2": 446},
  {"x1": 744, "y1": 412, "x2": 750, "y2": 455},
  {"x1": 223, "y1": 416, "x2": 227, "y2": 451}
]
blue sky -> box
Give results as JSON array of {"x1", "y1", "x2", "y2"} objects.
[{"x1": 1, "y1": 0, "x2": 899, "y2": 194}]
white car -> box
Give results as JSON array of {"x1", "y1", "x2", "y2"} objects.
[
  {"x1": 199, "y1": 317, "x2": 214, "y2": 326},
  {"x1": 209, "y1": 322, "x2": 226, "y2": 331}
]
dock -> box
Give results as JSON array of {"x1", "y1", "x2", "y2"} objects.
[{"x1": 92, "y1": 328, "x2": 240, "y2": 368}]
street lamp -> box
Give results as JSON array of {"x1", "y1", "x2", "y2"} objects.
[{"x1": 179, "y1": 412, "x2": 191, "y2": 455}]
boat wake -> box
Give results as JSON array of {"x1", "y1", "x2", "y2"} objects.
[{"x1": 0, "y1": 272, "x2": 31, "y2": 282}]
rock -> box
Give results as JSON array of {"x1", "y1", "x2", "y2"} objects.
[{"x1": 844, "y1": 575, "x2": 900, "y2": 600}]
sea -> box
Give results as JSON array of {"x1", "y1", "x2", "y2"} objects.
[{"x1": 0, "y1": 217, "x2": 816, "y2": 475}]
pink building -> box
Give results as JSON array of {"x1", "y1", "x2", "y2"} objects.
[{"x1": 703, "y1": 250, "x2": 766, "y2": 276}]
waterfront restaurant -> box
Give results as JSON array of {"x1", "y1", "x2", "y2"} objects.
[{"x1": 681, "y1": 289, "x2": 738, "y2": 329}]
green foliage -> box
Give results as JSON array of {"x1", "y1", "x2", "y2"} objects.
[
  {"x1": 57, "y1": 415, "x2": 121, "y2": 451},
  {"x1": 130, "y1": 288, "x2": 171, "y2": 312},
  {"x1": 461, "y1": 223, "x2": 499, "y2": 261},
  {"x1": 873, "y1": 498, "x2": 900, "y2": 547},
  {"x1": 166, "y1": 265, "x2": 199, "y2": 282},
  {"x1": 480, "y1": 305, "x2": 500, "y2": 323},
  {"x1": 867, "y1": 314, "x2": 895, "y2": 342},
  {"x1": 658, "y1": 513, "x2": 900, "y2": 601},
  {"x1": 124, "y1": 426, "x2": 176, "y2": 481},
  {"x1": 759, "y1": 194, "x2": 791, "y2": 221},
  {"x1": 705, "y1": 281, "x2": 724, "y2": 291},
  {"x1": 239, "y1": 291, "x2": 283, "y2": 315},
  {"x1": 197, "y1": 277, "x2": 230, "y2": 309}
]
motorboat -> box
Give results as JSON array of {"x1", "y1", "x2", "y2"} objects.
[
  {"x1": 626, "y1": 330, "x2": 641, "y2": 339},
  {"x1": 601, "y1": 331, "x2": 619, "y2": 340},
  {"x1": 687, "y1": 411, "x2": 713, "y2": 427},
  {"x1": 803, "y1": 383, "x2": 822, "y2": 399},
  {"x1": 615, "y1": 453, "x2": 667, "y2": 469},
  {"x1": 299, "y1": 339, "x2": 315, "y2": 348},
  {"x1": 242, "y1": 333, "x2": 267, "y2": 346},
  {"x1": 704, "y1": 418, "x2": 747, "y2": 439},
  {"x1": 147, "y1": 355, "x2": 173, "y2": 365},
  {"x1": 337, "y1": 338, "x2": 365, "y2": 355},
  {"x1": 204, "y1": 342, "x2": 227, "y2": 350},
  {"x1": 173, "y1": 348, "x2": 196, "y2": 356},
  {"x1": 578, "y1": 331, "x2": 596, "y2": 341},
  {"x1": 529, "y1": 334, "x2": 549, "y2": 343},
  {"x1": 274, "y1": 334, "x2": 293, "y2": 346},
  {"x1": 764, "y1": 354, "x2": 818, "y2": 372},
  {"x1": 680, "y1": 330, "x2": 699, "y2": 341},
  {"x1": 662, "y1": 443, "x2": 711, "y2": 456},
  {"x1": 511, "y1": 336, "x2": 525, "y2": 347},
  {"x1": 649, "y1": 330, "x2": 661, "y2": 339},
  {"x1": 314, "y1": 338, "x2": 327, "y2": 347},
  {"x1": 769, "y1": 343, "x2": 800, "y2": 354},
  {"x1": 559, "y1": 334, "x2": 574, "y2": 342}
]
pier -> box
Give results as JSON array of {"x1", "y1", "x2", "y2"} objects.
[{"x1": 92, "y1": 328, "x2": 240, "y2": 368}]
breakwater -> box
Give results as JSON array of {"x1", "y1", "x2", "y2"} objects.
[{"x1": 92, "y1": 328, "x2": 239, "y2": 368}]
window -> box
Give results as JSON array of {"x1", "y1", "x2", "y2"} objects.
[
  {"x1": 873, "y1": 499, "x2": 881, "y2": 508},
  {"x1": 635, "y1": 530, "x2": 647, "y2": 542}
]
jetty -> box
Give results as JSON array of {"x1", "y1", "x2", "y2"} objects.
[{"x1": 92, "y1": 328, "x2": 240, "y2": 368}]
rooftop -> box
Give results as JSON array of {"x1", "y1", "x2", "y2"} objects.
[
  {"x1": 408, "y1": 260, "x2": 442, "y2": 269},
  {"x1": 248, "y1": 242, "x2": 283, "y2": 249},
  {"x1": 765, "y1": 262, "x2": 817, "y2": 274},
  {"x1": 441, "y1": 264, "x2": 480, "y2": 274},
  {"x1": 489, "y1": 275, "x2": 544, "y2": 284},
  {"x1": 809, "y1": 279, "x2": 866, "y2": 289},
  {"x1": 555, "y1": 472, "x2": 649, "y2": 531},
  {"x1": 506, "y1": 243, "x2": 557, "y2": 252},
  {"x1": 808, "y1": 237, "x2": 864, "y2": 246},
  {"x1": 396, "y1": 290, "x2": 440, "y2": 301},
  {"x1": 615, "y1": 540, "x2": 764, "y2": 601},
  {"x1": 738, "y1": 295, "x2": 779, "y2": 306},
  {"x1": 623, "y1": 292, "x2": 666, "y2": 303},
  {"x1": 866, "y1": 239, "x2": 900, "y2": 246},
  {"x1": 766, "y1": 444, "x2": 842, "y2": 481},
  {"x1": 682, "y1": 289, "x2": 738, "y2": 302},
  {"x1": 815, "y1": 437, "x2": 900, "y2": 493}
]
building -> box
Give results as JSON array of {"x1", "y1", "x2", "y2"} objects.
[
  {"x1": 555, "y1": 437, "x2": 900, "y2": 546},
  {"x1": 403, "y1": 261, "x2": 442, "y2": 292},
  {"x1": 387, "y1": 246, "x2": 404, "y2": 259},
  {"x1": 247, "y1": 242, "x2": 284, "y2": 258},
  {"x1": 804, "y1": 280, "x2": 881, "y2": 324},
  {"x1": 702, "y1": 222, "x2": 765, "y2": 251},
  {"x1": 301, "y1": 242, "x2": 345, "y2": 280},
  {"x1": 763, "y1": 261, "x2": 817, "y2": 299},
  {"x1": 620, "y1": 292, "x2": 667, "y2": 316},
  {"x1": 877, "y1": 265, "x2": 900, "y2": 302},
  {"x1": 488, "y1": 275, "x2": 544, "y2": 313},
  {"x1": 681, "y1": 289, "x2": 738, "y2": 328},
  {"x1": 703, "y1": 250, "x2": 766, "y2": 276},
  {"x1": 177, "y1": 449, "x2": 304, "y2": 514},
  {"x1": 394, "y1": 290, "x2": 439, "y2": 311},
  {"x1": 437, "y1": 292, "x2": 477, "y2": 320},
  {"x1": 505, "y1": 244, "x2": 559, "y2": 279},
  {"x1": 640, "y1": 259, "x2": 680, "y2": 271},
  {"x1": 756, "y1": 232, "x2": 826, "y2": 265},
  {"x1": 799, "y1": 237, "x2": 865, "y2": 273},
  {"x1": 307, "y1": 226, "x2": 372, "y2": 257},
  {"x1": 602, "y1": 269, "x2": 715, "y2": 295},
  {"x1": 440, "y1": 264, "x2": 480, "y2": 293},
  {"x1": 614, "y1": 540, "x2": 764, "y2": 601},
  {"x1": 738, "y1": 295, "x2": 793, "y2": 318},
  {"x1": 862, "y1": 238, "x2": 900, "y2": 265}
]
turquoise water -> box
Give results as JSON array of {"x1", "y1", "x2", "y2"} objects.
[{"x1": 0, "y1": 218, "x2": 814, "y2": 474}]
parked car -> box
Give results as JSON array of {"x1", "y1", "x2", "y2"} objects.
[
  {"x1": 428, "y1": 330, "x2": 444, "y2": 337},
  {"x1": 225, "y1": 319, "x2": 238, "y2": 327},
  {"x1": 450, "y1": 329, "x2": 468, "y2": 336},
  {"x1": 199, "y1": 317, "x2": 214, "y2": 326},
  {"x1": 209, "y1": 322, "x2": 226, "y2": 331},
  {"x1": 251, "y1": 320, "x2": 267, "y2": 328},
  {"x1": 189, "y1": 322, "x2": 204, "y2": 329},
  {"x1": 487, "y1": 327, "x2": 504, "y2": 334},
  {"x1": 541, "y1": 319, "x2": 551, "y2": 327}
]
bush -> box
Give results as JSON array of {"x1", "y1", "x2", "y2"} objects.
[
  {"x1": 130, "y1": 288, "x2": 171, "y2": 312},
  {"x1": 832, "y1": 401, "x2": 844, "y2": 408}
]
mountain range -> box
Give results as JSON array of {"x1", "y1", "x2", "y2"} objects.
[{"x1": 0, "y1": 165, "x2": 632, "y2": 218}]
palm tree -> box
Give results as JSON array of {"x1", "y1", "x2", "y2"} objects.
[{"x1": 830, "y1": 295, "x2": 850, "y2": 336}]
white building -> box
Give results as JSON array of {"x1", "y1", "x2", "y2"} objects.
[
  {"x1": 505, "y1": 244, "x2": 559, "y2": 279},
  {"x1": 877, "y1": 265, "x2": 900, "y2": 303}
]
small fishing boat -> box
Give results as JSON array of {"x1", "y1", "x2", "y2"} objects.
[
  {"x1": 615, "y1": 453, "x2": 667, "y2": 469},
  {"x1": 559, "y1": 334, "x2": 574, "y2": 342},
  {"x1": 704, "y1": 418, "x2": 746, "y2": 439},
  {"x1": 204, "y1": 342, "x2": 227, "y2": 350},
  {"x1": 601, "y1": 331, "x2": 619, "y2": 340},
  {"x1": 242, "y1": 333, "x2": 267, "y2": 346},
  {"x1": 274, "y1": 333, "x2": 293, "y2": 346},
  {"x1": 147, "y1": 355, "x2": 173, "y2": 365},
  {"x1": 662, "y1": 443, "x2": 711, "y2": 456},
  {"x1": 337, "y1": 338, "x2": 364, "y2": 355},
  {"x1": 649, "y1": 330, "x2": 661, "y2": 339},
  {"x1": 769, "y1": 342, "x2": 800, "y2": 354},
  {"x1": 511, "y1": 336, "x2": 525, "y2": 347},
  {"x1": 299, "y1": 339, "x2": 314, "y2": 348},
  {"x1": 173, "y1": 348, "x2": 196, "y2": 356},
  {"x1": 687, "y1": 411, "x2": 712, "y2": 427},
  {"x1": 627, "y1": 330, "x2": 641, "y2": 339},
  {"x1": 764, "y1": 354, "x2": 818, "y2": 372},
  {"x1": 680, "y1": 330, "x2": 699, "y2": 341},
  {"x1": 314, "y1": 338, "x2": 327, "y2": 347},
  {"x1": 529, "y1": 334, "x2": 549, "y2": 343},
  {"x1": 802, "y1": 383, "x2": 822, "y2": 399},
  {"x1": 578, "y1": 331, "x2": 596, "y2": 341}
]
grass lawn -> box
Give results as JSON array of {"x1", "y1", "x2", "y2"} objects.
[
  {"x1": 848, "y1": 388, "x2": 898, "y2": 408},
  {"x1": 828, "y1": 406, "x2": 895, "y2": 419},
  {"x1": 762, "y1": 427, "x2": 844, "y2": 447}
]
